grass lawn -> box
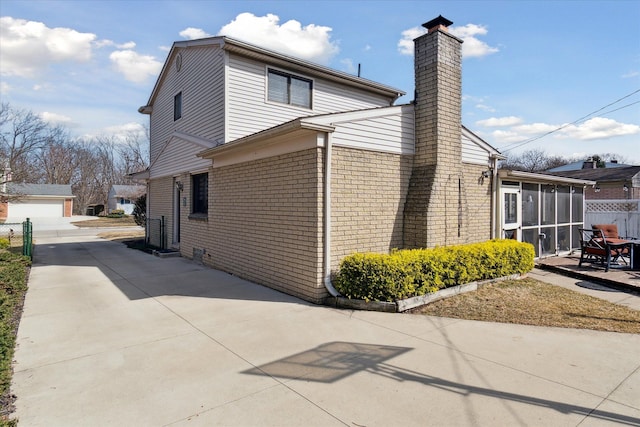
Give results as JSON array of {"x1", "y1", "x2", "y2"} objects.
[
  {"x1": 71, "y1": 216, "x2": 140, "y2": 228},
  {"x1": 410, "y1": 278, "x2": 640, "y2": 334}
]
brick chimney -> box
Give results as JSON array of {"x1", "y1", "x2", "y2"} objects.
[
  {"x1": 403, "y1": 15, "x2": 464, "y2": 248},
  {"x1": 582, "y1": 158, "x2": 596, "y2": 169}
]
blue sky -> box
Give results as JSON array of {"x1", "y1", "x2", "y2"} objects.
[{"x1": 1, "y1": 0, "x2": 639, "y2": 163}]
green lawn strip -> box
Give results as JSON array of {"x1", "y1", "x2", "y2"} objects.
[
  {"x1": 411, "y1": 278, "x2": 640, "y2": 334},
  {"x1": 71, "y1": 216, "x2": 138, "y2": 228},
  {"x1": 0, "y1": 251, "x2": 30, "y2": 426}
]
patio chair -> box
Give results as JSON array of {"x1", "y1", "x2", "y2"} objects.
[
  {"x1": 579, "y1": 227, "x2": 629, "y2": 272},
  {"x1": 591, "y1": 224, "x2": 622, "y2": 239}
]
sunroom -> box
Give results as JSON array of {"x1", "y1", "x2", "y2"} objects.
[{"x1": 497, "y1": 170, "x2": 596, "y2": 258}]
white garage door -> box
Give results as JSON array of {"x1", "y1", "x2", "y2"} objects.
[{"x1": 9, "y1": 199, "x2": 64, "y2": 218}]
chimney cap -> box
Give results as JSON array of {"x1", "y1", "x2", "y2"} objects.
[{"x1": 423, "y1": 15, "x2": 453, "y2": 32}]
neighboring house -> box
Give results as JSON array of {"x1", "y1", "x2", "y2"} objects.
[
  {"x1": 138, "y1": 16, "x2": 591, "y2": 303},
  {"x1": 546, "y1": 165, "x2": 640, "y2": 238},
  {"x1": 546, "y1": 165, "x2": 640, "y2": 201},
  {"x1": 0, "y1": 183, "x2": 74, "y2": 221},
  {"x1": 108, "y1": 185, "x2": 146, "y2": 215},
  {"x1": 547, "y1": 158, "x2": 630, "y2": 172}
]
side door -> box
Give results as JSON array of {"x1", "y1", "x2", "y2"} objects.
[{"x1": 501, "y1": 186, "x2": 521, "y2": 240}]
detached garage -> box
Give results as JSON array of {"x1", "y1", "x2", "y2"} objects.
[{"x1": 1, "y1": 183, "x2": 74, "y2": 221}]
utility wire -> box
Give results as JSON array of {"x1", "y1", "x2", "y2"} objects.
[{"x1": 499, "y1": 89, "x2": 640, "y2": 153}]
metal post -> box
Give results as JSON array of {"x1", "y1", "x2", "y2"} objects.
[
  {"x1": 161, "y1": 215, "x2": 165, "y2": 250},
  {"x1": 22, "y1": 218, "x2": 32, "y2": 259}
]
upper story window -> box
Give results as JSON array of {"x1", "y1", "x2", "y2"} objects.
[
  {"x1": 174, "y1": 92, "x2": 182, "y2": 121},
  {"x1": 267, "y1": 69, "x2": 312, "y2": 109}
]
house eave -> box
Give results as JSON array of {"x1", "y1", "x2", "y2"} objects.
[
  {"x1": 221, "y1": 38, "x2": 405, "y2": 102},
  {"x1": 143, "y1": 36, "x2": 406, "y2": 111},
  {"x1": 500, "y1": 169, "x2": 596, "y2": 186},
  {"x1": 198, "y1": 119, "x2": 335, "y2": 159}
]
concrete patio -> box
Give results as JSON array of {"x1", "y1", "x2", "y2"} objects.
[{"x1": 537, "y1": 253, "x2": 640, "y2": 294}]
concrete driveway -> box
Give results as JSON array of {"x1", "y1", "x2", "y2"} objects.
[{"x1": 12, "y1": 233, "x2": 640, "y2": 426}]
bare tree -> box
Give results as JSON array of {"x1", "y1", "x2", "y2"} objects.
[
  {"x1": 0, "y1": 105, "x2": 48, "y2": 182},
  {"x1": 34, "y1": 126, "x2": 77, "y2": 184},
  {"x1": 117, "y1": 127, "x2": 149, "y2": 176},
  {"x1": 500, "y1": 149, "x2": 557, "y2": 172},
  {"x1": 501, "y1": 149, "x2": 631, "y2": 172}
]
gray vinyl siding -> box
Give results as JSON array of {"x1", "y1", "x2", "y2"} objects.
[
  {"x1": 331, "y1": 110, "x2": 415, "y2": 154},
  {"x1": 149, "y1": 46, "x2": 225, "y2": 179},
  {"x1": 461, "y1": 132, "x2": 490, "y2": 165},
  {"x1": 226, "y1": 53, "x2": 394, "y2": 142}
]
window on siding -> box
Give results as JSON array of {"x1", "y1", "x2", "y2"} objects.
[
  {"x1": 267, "y1": 69, "x2": 312, "y2": 108},
  {"x1": 191, "y1": 173, "x2": 208, "y2": 215},
  {"x1": 174, "y1": 92, "x2": 182, "y2": 121}
]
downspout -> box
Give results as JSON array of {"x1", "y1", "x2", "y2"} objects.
[
  {"x1": 323, "y1": 132, "x2": 340, "y2": 297},
  {"x1": 490, "y1": 155, "x2": 499, "y2": 239}
]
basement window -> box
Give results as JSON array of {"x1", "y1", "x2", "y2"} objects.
[{"x1": 267, "y1": 69, "x2": 312, "y2": 109}]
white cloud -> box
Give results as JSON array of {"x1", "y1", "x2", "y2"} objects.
[
  {"x1": 397, "y1": 27, "x2": 423, "y2": 55},
  {"x1": 475, "y1": 104, "x2": 496, "y2": 113},
  {"x1": 450, "y1": 24, "x2": 499, "y2": 58},
  {"x1": 340, "y1": 58, "x2": 357, "y2": 74},
  {"x1": 179, "y1": 27, "x2": 211, "y2": 40},
  {"x1": 0, "y1": 17, "x2": 96, "y2": 77},
  {"x1": 95, "y1": 39, "x2": 136, "y2": 49},
  {"x1": 490, "y1": 129, "x2": 522, "y2": 144},
  {"x1": 0, "y1": 81, "x2": 10, "y2": 95},
  {"x1": 32, "y1": 83, "x2": 53, "y2": 91},
  {"x1": 513, "y1": 122, "x2": 558, "y2": 135},
  {"x1": 217, "y1": 13, "x2": 339, "y2": 65},
  {"x1": 40, "y1": 111, "x2": 73, "y2": 125},
  {"x1": 82, "y1": 122, "x2": 147, "y2": 143},
  {"x1": 109, "y1": 50, "x2": 163, "y2": 84},
  {"x1": 476, "y1": 116, "x2": 522, "y2": 127},
  {"x1": 103, "y1": 122, "x2": 146, "y2": 135},
  {"x1": 557, "y1": 117, "x2": 640, "y2": 140},
  {"x1": 622, "y1": 71, "x2": 639, "y2": 78},
  {"x1": 364, "y1": 44, "x2": 372, "y2": 52},
  {"x1": 397, "y1": 23, "x2": 498, "y2": 58}
]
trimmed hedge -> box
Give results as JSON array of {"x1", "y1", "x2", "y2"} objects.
[
  {"x1": 107, "y1": 209, "x2": 125, "y2": 218},
  {"x1": 334, "y1": 239, "x2": 535, "y2": 302}
]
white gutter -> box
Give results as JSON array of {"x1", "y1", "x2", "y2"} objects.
[
  {"x1": 323, "y1": 132, "x2": 340, "y2": 297},
  {"x1": 490, "y1": 155, "x2": 499, "y2": 239}
]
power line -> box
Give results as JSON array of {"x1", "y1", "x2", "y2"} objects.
[{"x1": 499, "y1": 89, "x2": 640, "y2": 153}]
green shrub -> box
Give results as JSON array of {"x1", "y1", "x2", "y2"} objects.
[
  {"x1": 0, "y1": 239, "x2": 8, "y2": 250},
  {"x1": 132, "y1": 194, "x2": 146, "y2": 228},
  {"x1": 107, "y1": 209, "x2": 125, "y2": 218},
  {"x1": 0, "y1": 250, "x2": 30, "y2": 417},
  {"x1": 334, "y1": 239, "x2": 535, "y2": 302}
]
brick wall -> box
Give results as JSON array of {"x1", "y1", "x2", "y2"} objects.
[
  {"x1": 148, "y1": 177, "x2": 174, "y2": 248},
  {"x1": 404, "y1": 26, "x2": 466, "y2": 248},
  {"x1": 180, "y1": 148, "x2": 326, "y2": 303},
  {"x1": 64, "y1": 199, "x2": 73, "y2": 217},
  {"x1": 460, "y1": 163, "x2": 493, "y2": 242},
  {"x1": 330, "y1": 147, "x2": 412, "y2": 268},
  {"x1": 585, "y1": 185, "x2": 639, "y2": 200}
]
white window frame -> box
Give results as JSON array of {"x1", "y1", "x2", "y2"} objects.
[{"x1": 266, "y1": 68, "x2": 313, "y2": 109}]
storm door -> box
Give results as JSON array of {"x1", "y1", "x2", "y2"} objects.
[{"x1": 501, "y1": 185, "x2": 521, "y2": 240}]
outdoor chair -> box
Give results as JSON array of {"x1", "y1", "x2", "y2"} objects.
[{"x1": 579, "y1": 227, "x2": 629, "y2": 272}]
